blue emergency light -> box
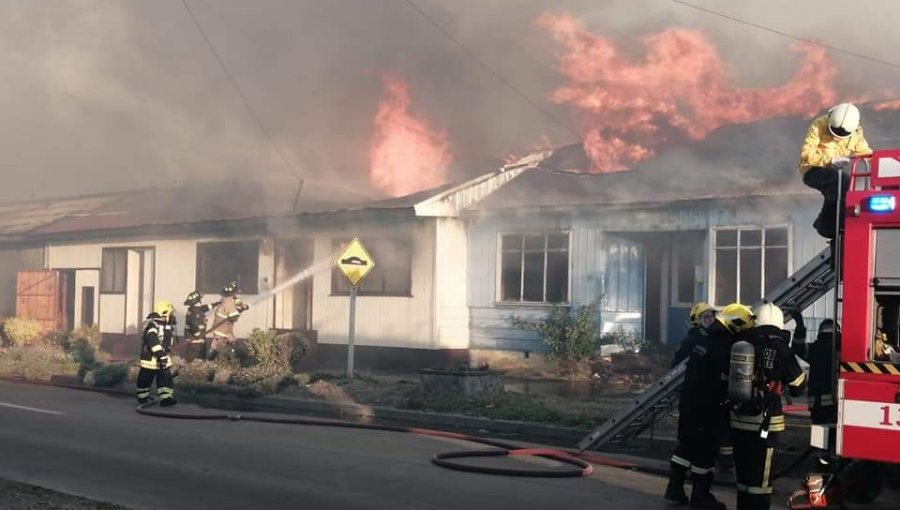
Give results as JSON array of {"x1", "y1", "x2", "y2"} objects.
[{"x1": 865, "y1": 195, "x2": 896, "y2": 213}]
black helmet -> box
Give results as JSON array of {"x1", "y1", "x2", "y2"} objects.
[
  {"x1": 222, "y1": 281, "x2": 239, "y2": 295},
  {"x1": 819, "y1": 319, "x2": 841, "y2": 335},
  {"x1": 184, "y1": 291, "x2": 202, "y2": 306}
]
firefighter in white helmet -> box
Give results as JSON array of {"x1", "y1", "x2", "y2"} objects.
[
  {"x1": 665, "y1": 303, "x2": 747, "y2": 509},
  {"x1": 798, "y1": 103, "x2": 872, "y2": 239},
  {"x1": 729, "y1": 303, "x2": 806, "y2": 510},
  {"x1": 136, "y1": 301, "x2": 178, "y2": 406}
]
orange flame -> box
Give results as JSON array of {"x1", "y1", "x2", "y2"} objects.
[
  {"x1": 537, "y1": 13, "x2": 840, "y2": 172},
  {"x1": 368, "y1": 74, "x2": 452, "y2": 197}
]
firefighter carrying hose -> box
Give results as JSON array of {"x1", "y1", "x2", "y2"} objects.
[
  {"x1": 183, "y1": 290, "x2": 219, "y2": 359},
  {"x1": 665, "y1": 303, "x2": 752, "y2": 509},
  {"x1": 136, "y1": 301, "x2": 178, "y2": 406},
  {"x1": 729, "y1": 303, "x2": 807, "y2": 510},
  {"x1": 208, "y1": 281, "x2": 249, "y2": 360},
  {"x1": 798, "y1": 103, "x2": 872, "y2": 240}
]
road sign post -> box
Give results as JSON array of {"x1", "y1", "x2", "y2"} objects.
[{"x1": 334, "y1": 238, "x2": 374, "y2": 379}]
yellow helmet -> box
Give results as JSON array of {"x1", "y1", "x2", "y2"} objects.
[
  {"x1": 154, "y1": 301, "x2": 175, "y2": 319},
  {"x1": 718, "y1": 303, "x2": 756, "y2": 334},
  {"x1": 689, "y1": 302, "x2": 716, "y2": 327}
]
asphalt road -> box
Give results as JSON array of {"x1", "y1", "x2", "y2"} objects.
[{"x1": 0, "y1": 380, "x2": 709, "y2": 510}]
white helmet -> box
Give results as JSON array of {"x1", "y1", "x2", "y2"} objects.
[
  {"x1": 753, "y1": 302, "x2": 784, "y2": 329},
  {"x1": 827, "y1": 103, "x2": 860, "y2": 139}
]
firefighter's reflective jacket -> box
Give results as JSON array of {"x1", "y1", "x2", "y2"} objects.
[
  {"x1": 680, "y1": 321, "x2": 733, "y2": 431},
  {"x1": 209, "y1": 296, "x2": 249, "y2": 339},
  {"x1": 731, "y1": 325, "x2": 807, "y2": 434},
  {"x1": 671, "y1": 326, "x2": 708, "y2": 368},
  {"x1": 140, "y1": 314, "x2": 175, "y2": 370},
  {"x1": 185, "y1": 303, "x2": 215, "y2": 339}
]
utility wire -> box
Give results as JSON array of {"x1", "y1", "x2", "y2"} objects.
[
  {"x1": 672, "y1": 0, "x2": 900, "y2": 70},
  {"x1": 179, "y1": 0, "x2": 305, "y2": 210},
  {"x1": 400, "y1": 0, "x2": 582, "y2": 140}
]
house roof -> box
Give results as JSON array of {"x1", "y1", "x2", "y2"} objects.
[{"x1": 474, "y1": 107, "x2": 900, "y2": 212}]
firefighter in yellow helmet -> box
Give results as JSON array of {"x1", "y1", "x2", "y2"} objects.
[
  {"x1": 729, "y1": 303, "x2": 806, "y2": 510},
  {"x1": 672, "y1": 302, "x2": 717, "y2": 367},
  {"x1": 798, "y1": 103, "x2": 873, "y2": 239},
  {"x1": 136, "y1": 301, "x2": 178, "y2": 406},
  {"x1": 665, "y1": 303, "x2": 747, "y2": 509}
]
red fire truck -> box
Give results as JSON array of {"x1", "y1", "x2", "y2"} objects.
[{"x1": 791, "y1": 149, "x2": 900, "y2": 508}]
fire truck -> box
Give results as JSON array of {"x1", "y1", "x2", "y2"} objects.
[{"x1": 790, "y1": 149, "x2": 900, "y2": 508}]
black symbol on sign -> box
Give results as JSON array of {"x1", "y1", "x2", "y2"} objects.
[{"x1": 341, "y1": 256, "x2": 368, "y2": 266}]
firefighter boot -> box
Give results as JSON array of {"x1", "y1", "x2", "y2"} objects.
[
  {"x1": 690, "y1": 473, "x2": 726, "y2": 510},
  {"x1": 664, "y1": 463, "x2": 690, "y2": 505},
  {"x1": 159, "y1": 396, "x2": 178, "y2": 407}
]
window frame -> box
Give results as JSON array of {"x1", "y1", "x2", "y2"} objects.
[
  {"x1": 495, "y1": 230, "x2": 572, "y2": 305},
  {"x1": 708, "y1": 225, "x2": 792, "y2": 307},
  {"x1": 100, "y1": 248, "x2": 128, "y2": 294},
  {"x1": 330, "y1": 235, "x2": 413, "y2": 297},
  {"x1": 195, "y1": 239, "x2": 261, "y2": 295}
]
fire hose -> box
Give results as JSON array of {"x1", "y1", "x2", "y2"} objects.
[{"x1": 4, "y1": 377, "x2": 810, "y2": 481}]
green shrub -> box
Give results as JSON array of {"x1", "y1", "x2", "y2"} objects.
[
  {"x1": 229, "y1": 365, "x2": 291, "y2": 396},
  {"x1": 0, "y1": 343, "x2": 78, "y2": 380},
  {"x1": 0, "y1": 317, "x2": 43, "y2": 347},
  {"x1": 510, "y1": 302, "x2": 602, "y2": 364},
  {"x1": 85, "y1": 363, "x2": 129, "y2": 388},
  {"x1": 175, "y1": 359, "x2": 217, "y2": 386},
  {"x1": 243, "y1": 329, "x2": 311, "y2": 370}
]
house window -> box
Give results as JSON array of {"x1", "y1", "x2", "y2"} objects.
[
  {"x1": 332, "y1": 236, "x2": 412, "y2": 296},
  {"x1": 605, "y1": 237, "x2": 643, "y2": 312},
  {"x1": 196, "y1": 240, "x2": 260, "y2": 295},
  {"x1": 499, "y1": 233, "x2": 569, "y2": 303},
  {"x1": 100, "y1": 248, "x2": 127, "y2": 294},
  {"x1": 673, "y1": 232, "x2": 705, "y2": 305},
  {"x1": 713, "y1": 227, "x2": 789, "y2": 306}
]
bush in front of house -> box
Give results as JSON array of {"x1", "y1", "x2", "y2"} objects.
[
  {"x1": 509, "y1": 302, "x2": 602, "y2": 370},
  {"x1": 0, "y1": 343, "x2": 79, "y2": 380},
  {"x1": 84, "y1": 363, "x2": 129, "y2": 388},
  {"x1": 0, "y1": 317, "x2": 43, "y2": 347},
  {"x1": 243, "y1": 328, "x2": 311, "y2": 370}
]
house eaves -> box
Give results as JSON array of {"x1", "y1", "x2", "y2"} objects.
[{"x1": 413, "y1": 150, "x2": 550, "y2": 217}]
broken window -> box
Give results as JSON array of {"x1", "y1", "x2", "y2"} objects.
[
  {"x1": 332, "y1": 236, "x2": 412, "y2": 296},
  {"x1": 499, "y1": 233, "x2": 569, "y2": 303},
  {"x1": 713, "y1": 227, "x2": 789, "y2": 306},
  {"x1": 196, "y1": 240, "x2": 260, "y2": 295},
  {"x1": 100, "y1": 248, "x2": 127, "y2": 294}
]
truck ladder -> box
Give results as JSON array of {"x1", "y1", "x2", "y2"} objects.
[{"x1": 578, "y1": 247, "x2": 835, "y2": 452}]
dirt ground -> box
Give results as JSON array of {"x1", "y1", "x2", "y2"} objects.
[
  {"x1": 281, "y1": 372, "x2": 657, "y2": 430},
  {"x1": 0, "y1": 480, "x2": 128, "y2": 510}
]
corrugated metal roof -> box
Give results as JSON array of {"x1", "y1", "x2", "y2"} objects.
[
  {"x1": 0, "y1": 179, "x2": 464, "y2": 240},
  {"x1": 0, "y1": 195, "x2": 116, "y2": 237}
]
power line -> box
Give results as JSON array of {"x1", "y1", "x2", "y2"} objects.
[
  {"x1": 672, "y1": 0, "x2": 900, "y2": 70},
  {"x1": 179, "y1": 0, "x2": 304, "y2": 196},
  {"x1": 400, "y1": 0, "x2": 582, "y2": 140}
]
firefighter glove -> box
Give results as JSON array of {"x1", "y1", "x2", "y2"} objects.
[
  {"x1": 158, "y1": 355, "x2": 170, "y2": 369},
  {"x1": 830, "y1": 156, "x2": 850, "y2": 167}
]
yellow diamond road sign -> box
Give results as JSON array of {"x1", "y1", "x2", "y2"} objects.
[{"x1": 335, "y1": 237, "x2": 375, "y2": 287}]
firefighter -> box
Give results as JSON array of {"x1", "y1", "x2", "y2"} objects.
[
  {"x1": 672, "y1": 302, "x2": 717, "y2": 367},
  {"x1": 183, "y1": 291, "x2": 219, "y2": 358},
  {"x1": 665, "y1": 303, "x2": 751, "y2": 509},
  {"x1": 730, "y1": 303, "x2": 807, "y2": 510},
  {"x1": 798, "y1": 102, "x2": 873, "y2": 239},
  {"x1": 136, "y1": 301, "x2": 178, "y2": 406},
  {"x1": 792, "y1": 318, "x2": 840, "y2": 471},
  {"x1": 208, "y1": 281, "x2": 249, "y2": 360}
]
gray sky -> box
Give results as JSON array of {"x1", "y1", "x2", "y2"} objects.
[{"x1": 2, "y1": 0, "x2": 899, "y2": 202}]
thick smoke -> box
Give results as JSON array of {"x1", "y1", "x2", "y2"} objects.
[{"x1": 2, "y1": 0, "x2": 900, "y2": 202}]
